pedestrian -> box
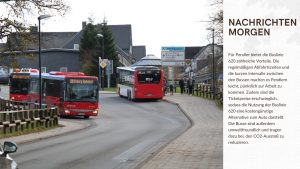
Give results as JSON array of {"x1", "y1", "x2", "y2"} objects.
[
  {"x1": 186, "y1": 78, "x2": 190, "y2": 94},
  {"x1": 179, "y1": 78, "x2": 184, "y2": 94},
  {"x1": 169, "y1": 81, "x2": 174, "y2": 95},
  {"x1": 191, "y1": 78, "x2": 195, "y2": 94},
  {"x1": 163, "y1": 78, "x2": 168, "y2": 96},
  {"x1": 188, "y1": 78, "x2": 193, "y2": 95},
  {"x1": 184, "y1": 78, "x2": 188, "y2": 93}
]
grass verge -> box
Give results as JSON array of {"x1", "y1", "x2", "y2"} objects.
[
  {"x1": 0, "y1": 125, "x2": 58, "y2": 139},
  {"x1": 102, "y1": 87, "x2": 117, "y2": 92}
]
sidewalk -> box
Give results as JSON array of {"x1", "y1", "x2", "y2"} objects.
[
  {"x1": 99, "y1": 90, "x2": 116, "y2": 94},
  {"x1": 140, "y1": 93, "x2": 223, "y2": 169}
]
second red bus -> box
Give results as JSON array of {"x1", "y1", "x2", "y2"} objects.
[{"x1": 117, "y1": 66, "x2": 164, "y2": 100}]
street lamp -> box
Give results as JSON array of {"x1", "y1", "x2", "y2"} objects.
[
  {"x1": 38, "y1": 14, "x2": 51, "y2": 109},
  {"x1": 97, "y1": 33, "x2": 104, "y2": 90},
  {"x1": 207, "y1": 28, "x2": 215, "y2": 100}
]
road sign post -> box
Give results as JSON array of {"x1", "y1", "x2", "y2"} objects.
[
  {"x1": 98, "y1": 57, "x2": 102, "y2": 90},
  {"x1": 100, "y1": 59, "x2": 107, "y2": 90},
  {"x1": 106, "y1": 61, "x2": 111, "y2": 88}
]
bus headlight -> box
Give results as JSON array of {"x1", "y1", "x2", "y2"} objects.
[
  {"x1": 65, "y1": 109, "x2": 70, "y2": 114},
  {"x1": 93, "y1": 110, "x2": 98, "y2": 114}
]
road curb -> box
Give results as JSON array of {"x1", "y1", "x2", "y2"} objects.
[
  {"x1": 135, "y1": 98, "x2": 194, "y2": 169},
  {"x1": 162, "y1": 98, "x2": 195, "y2": 127},
  {"x1": 99, "y1": 91, "x2": 116, "y2": 94}
]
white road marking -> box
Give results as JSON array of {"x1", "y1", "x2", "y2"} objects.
[{"x1": 113, "y1": 140, "x2": 154, "y2": 162}]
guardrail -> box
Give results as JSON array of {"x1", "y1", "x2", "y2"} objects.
[
  {"x1": 0, "y1": 98, "x2": 59, "y2": 136},
  {"x1": 193, "y1": 84, "x2": 223, "y2": 104},
  {"x1": 0, "y1": 99, "x2": 39, "y2": 111},
  {"x1": 166, "y1": 83, "x2": 223, "y2": 104}
]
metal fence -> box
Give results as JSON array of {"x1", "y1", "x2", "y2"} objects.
[
  {"x1": 193, "y1": 84, "x2": 223, "y2": 104},
  {"x1": 171, "y1": 83, "x2": 223, "y2": 104},
  {"x1": 0, "y1": 98, "x2": 59, "y2": 135}
]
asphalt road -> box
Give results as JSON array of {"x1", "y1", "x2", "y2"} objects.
[{"x1": 7, "y1": 93, "x2": 190, "y2": 169}]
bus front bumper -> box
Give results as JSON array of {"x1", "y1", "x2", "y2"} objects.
[{"x1": 63, "y1": 109, "x2": 98, "y2": 116}]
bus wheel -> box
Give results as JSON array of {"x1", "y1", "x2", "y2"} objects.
[{"x1": 84, "y1": 115, "x2": 89, "y2": 119}]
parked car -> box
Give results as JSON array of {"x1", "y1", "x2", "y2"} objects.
[
  {"x1": 0, "y1": 141, "x2": 18, "y2": 169},
  {"x1": 0, "y1": 69, "x2": 9, "y2": 84}
]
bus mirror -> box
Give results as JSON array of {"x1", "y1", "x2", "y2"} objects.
[{"x1": 3, "y1": 141, "x2": 18, "y2": 155}]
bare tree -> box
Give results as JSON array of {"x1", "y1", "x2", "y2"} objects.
[
  {"x1": 0, "y1": 0, "x2": 69, "y2": 42},
  {"x1": 0, "y1": 0, "x2": 69, "y2": 68},
  {"x1": 208, "y1": 0, "x2": 223, "y2": 44}
]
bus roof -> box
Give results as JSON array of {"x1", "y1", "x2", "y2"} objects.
[
  {"x1": 43, "y1": 73, "x2": 98, "y2": 80},
  {"x1": 40, "y1": 73, "x2": 65, "y2": 80},
  {"x1": 11, "y1": 72, "x2": 41, "y2": 78},
  {"x1": 11, "y1": 72, "x2": 98, "y2": 81},
  {"x1": 49, "y1": 71, "x2": 85, "y2": 76},
  {"x1": 14, "y1": 68, "x2": 39, "y2": 73},
  {"x1": 117, "y1": 66, "x2": 160, "y2": 72}
]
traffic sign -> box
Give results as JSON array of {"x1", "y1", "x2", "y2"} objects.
[
  {"x1": 162, "y1": 61, "x2": 185, "y2": 66},
  {"x1": 98, "y1": 57, "x2": 102, "y2": 66},
  {"x1": 105, "y1": 61, "x2": 111, "y2": 75},
  {"x1": 103, "y1": 59, "x2": 108, "y2": 63},
  {"x1": 161, "y1": 46, "x2": 185, "y2": 67},
  {"x1": 161, "y1": 47, "x2": 185, "y2": 61},
  {"x1": 100, "y1": 61, "x2": 107, "y2": 68},
  {"x1": 185, "y1": 59, "x2": 191, "y2": 66}
]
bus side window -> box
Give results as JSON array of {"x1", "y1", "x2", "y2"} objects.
[
  {"x1": 62, "y1": 81, "x2": 67, "y2": 100},
  {"x1": 42, "y1": 80, "x2": 47, "y2": 96},
  {"x1": 59, "y1": 81, "x2": 65, "y2": 98},
  {"x1": 30, "y1": 79, "x2": 39, "y2": 94}
]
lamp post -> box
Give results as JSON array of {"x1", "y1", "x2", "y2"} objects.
[
  {"x1": 97, "y1": 33, "x2": 104, "y2": 90},
  {"x1": 38, "y1": 14, "x2": 51, "y2": 109},
  {"x1": 207, "y1": 28, "x2": 215, "y2": 99}
]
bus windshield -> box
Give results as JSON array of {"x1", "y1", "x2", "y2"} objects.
[
  {"x1": 10, "y1": 79, "x2": 29, "y2": 94},
  {"x1": 66, "y1": 79, "x2": 98, "y2": 102},
  {"x1": 137, "y1": 70, "x2": 161, "y2": 84}
]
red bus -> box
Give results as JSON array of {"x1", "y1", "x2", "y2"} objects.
[
  {"x1": 117, "y1": 66, "x2": 164, "y2": 100},
  {"x1": 10, "y1": 69, "x2": 99, "y2": 118},
  {"x1": 9, "y1": 69, "x2": 40, "y2": 102},
  {"x1": 43, "y1": 72, "x2": 99, "y2": 118}
]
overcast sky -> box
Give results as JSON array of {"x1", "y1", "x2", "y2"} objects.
[{"x1": 38, "y1": 0, "x2": 214, "y2": 57}]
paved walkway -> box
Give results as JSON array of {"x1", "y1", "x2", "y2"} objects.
[{"x1": 140, "y1": 93, "x2": 223, "y2": 169}]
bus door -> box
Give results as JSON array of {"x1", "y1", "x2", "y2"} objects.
[
  {"x1": 44, "y1": 79, "x2": 63, "y2": 107},
  {"x1": 28, "y1": 78, "x2": 39, "y2": 103}
]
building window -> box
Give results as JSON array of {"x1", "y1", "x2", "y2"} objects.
[
  {"x1": 41, "y1": 67, "x2": 47, "y2": 73},
  {"x1": 60, "y1": 67, "x2": 67, "y2": 72},
  {"x1": 74, "y1": 44, "x2": 79, "y2": 50}
]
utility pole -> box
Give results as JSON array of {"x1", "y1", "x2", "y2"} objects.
[
  {"x1": 38, "y1": 14, "x2": 52, "y2": 109},
  {"x1": 206, "y1": 28, "x2": 215, "y2": 100}
]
